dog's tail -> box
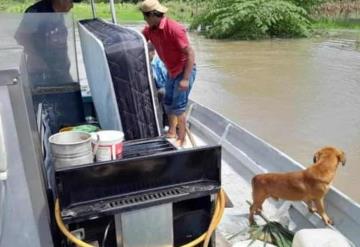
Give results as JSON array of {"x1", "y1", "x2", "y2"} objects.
[
  {"x1": 251, "y1": 175, "x2": 267, "y2": 201},
  {"x1": 251, "y1": 175, "x2": 258, "y2": 201},
  {"x1": 251, "y1": 175, "x2": 259, "y2": 190}
]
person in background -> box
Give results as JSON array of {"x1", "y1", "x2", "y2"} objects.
[
  {"x1": 148, "y1": 43, "x2": 167, "y2": 102},
  {"x1": 15, "y1": 0, "x2": 84, "y2": 134},
  {"x1": 139, "y1": 0, "x2": 196, "y2": 147},
  {"x1": 148, "y1": 42, "x2": 169, "y2": 127},
  {"x1": 25, "y1": 0, "x2": 74, "y2": 13},
  {"x1": 15, "y1": 0, "x2": 80, "y2": 86}
]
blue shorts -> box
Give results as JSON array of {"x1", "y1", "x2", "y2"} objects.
[{"x1": 164, "y1": 66, "x2": 196, "y2": 115}]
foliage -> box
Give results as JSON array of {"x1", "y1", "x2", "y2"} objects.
[
  {"x1": 163, "y1": 0, "x2": 196, "y2": 22},
  {"x1": 248, "y1": 221, "x2": 294, "y2": 247},
  {"x1": 191, "y1": 0, "x2": 311, "y2": 39},
  {"x1": 288, "y1": 0, "x2": 326, "y2": 12},
  {"x1": 311, "y1": 0, "x2": 360, "y2": 19}
]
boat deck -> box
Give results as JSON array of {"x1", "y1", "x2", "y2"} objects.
[
  {"x1": 168, "y1": 132, "x2": 281, "y2": 246},
  {"x1": 184, "y1": 102, "x2": 360, "y2": 247}
]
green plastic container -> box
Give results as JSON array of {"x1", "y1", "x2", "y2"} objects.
[{"x1": 72, "y1": 124, "x2": 99, "y2": 133}]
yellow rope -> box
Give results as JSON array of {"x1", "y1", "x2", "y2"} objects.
[
  {"x1": 55, "y1": 189, "x2": 226, "y2": 247},
  {"x1": 55, "y1": 199, "x2": 93, "y2": 247},
  {"x1": 180, "y1": 198, "x2": 220, "y2": 247},
  {"x1": 202, "y1": 189, "x2": 225, "y2": 247},
  {"x1": 180, "y1": 189, "x2": 225, "y2": 247}
]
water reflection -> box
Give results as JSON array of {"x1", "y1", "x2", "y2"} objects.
[{"x1": 190, "y1": 32, "x2": 360, "y2": 203}]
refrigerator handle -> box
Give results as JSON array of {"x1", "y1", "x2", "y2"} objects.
[{"x1": 0, "y1": 114, "x2": 7, "y2": 181}]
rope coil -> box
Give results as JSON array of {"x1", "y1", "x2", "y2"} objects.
[{"x1": 55, "y1": 189, "x2": 225, "y2": 247}]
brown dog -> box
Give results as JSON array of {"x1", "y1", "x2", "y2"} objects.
[{"x1": 249, "y1": 146, "x2": 346, "y2": 225}]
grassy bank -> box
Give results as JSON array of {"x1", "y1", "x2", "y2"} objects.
[
  {"x1": 73, "y1": 3, "x2": 142, "y2": 21},
  {"x1": 0, "y1": 1, "x2": 195, "y2": 23},
  {"x1": 1, "y1": 1, "x2": 360, "y2": 33},
  {"x1": 312, "y1": 18, "x2": 360, "y2": 30},
  {"x1": 311, "y1": 0, "x2": 360, "y2": 31}
]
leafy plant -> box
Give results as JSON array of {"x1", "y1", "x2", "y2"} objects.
[
  {"x1": 190, "y1": 0, "x2": 311, "y2": 39},
  {"x1": 248, "y1": 221, "x2": 294, "y2": 247},
  {"x1": 241, "y1": 200, "x2": 295, "y2": 247}
]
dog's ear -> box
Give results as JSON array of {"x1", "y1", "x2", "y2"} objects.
[
  {"x1": 313, "y1": 151, "x2": 320, "y2": 163},
  {"x1": 338, "y1": 151, "x2": 346, "y2": 166}
]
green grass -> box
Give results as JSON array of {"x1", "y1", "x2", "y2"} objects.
[
  {"x1": 73, "y1": 2, "x2": 142, "y2": 22},
  {"x1": 312, "y1": 18, "x2": 360, "y2": 30},
  {"x1": 2, "y1": 0, "x2": 360, "y2": 33},
  {"x1": 0, "y1": 2, "x2": 30, "y2": 13},
  {"x1": 0, "y1": 1, "x2": 144, "y2": 22},
  {"x1": 0, "y1": 1, "x2": 194, "y2": 23}
]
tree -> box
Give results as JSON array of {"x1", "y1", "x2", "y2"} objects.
[{"x1": 190, "y1": 0, "x2": 312, "y2": 39}]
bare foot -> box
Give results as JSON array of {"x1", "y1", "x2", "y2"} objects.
[
  {"x1": 166, "y1": 132, "x2": 177, "y2": 139},
  {"x1": 175, "y1": 138, "x2": 186, "y2": 147}
]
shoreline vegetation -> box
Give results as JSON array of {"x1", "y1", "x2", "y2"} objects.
[{"x1": 1, "y1": 0, "x2": 360, "y2": 39}]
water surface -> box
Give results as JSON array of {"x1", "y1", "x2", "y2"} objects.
[{"x1": 190, "y1": 32, "x2": 360, "y2": 203}]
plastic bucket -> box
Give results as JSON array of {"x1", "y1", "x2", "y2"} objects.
[
  {"x1": 94, "y1": 130, "x2": 124, "y2": 162},
  {"x1": 49, "y1": 131, "x2": 95, "y2": 169}
]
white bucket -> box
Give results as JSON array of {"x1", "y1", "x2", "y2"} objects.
[
  {"x1": 49, "y1": 131, "x2": 97, "y2": 169},
  {"x1": 292, "y1": 229, "x2": 351, "y2": 247},
  {"x1": 94, "y1": 130, "x2": 124, "y2": 162}
]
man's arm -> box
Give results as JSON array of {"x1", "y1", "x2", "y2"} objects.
[
  {"x1": 142, "y1": 28, "x2": 150, "y2": 41},
  {"x1": 178, "y1": 46, "x2": 195, "y2": 91}
]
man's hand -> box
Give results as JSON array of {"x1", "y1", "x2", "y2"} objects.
[{"x1": 178, "y1": 79, "x2": 189, "y2": 91}]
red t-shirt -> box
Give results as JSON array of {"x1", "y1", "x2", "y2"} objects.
[{"x1": 143, "y1": 17, "x2": 189, "y2": 78}]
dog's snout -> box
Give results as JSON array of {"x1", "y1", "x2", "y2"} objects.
[{"x1": 334, "y1": 149, "x2": 346, "y2": 166}]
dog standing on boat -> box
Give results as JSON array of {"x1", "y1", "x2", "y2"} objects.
[{"x1": 249, "y1": 146, "x2": 346, "y2": 225}]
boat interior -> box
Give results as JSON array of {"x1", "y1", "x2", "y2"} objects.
[{"x1": 0, "y1": 8, "x2": 359, "y2": 247}]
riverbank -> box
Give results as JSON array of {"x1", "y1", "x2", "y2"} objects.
[
  {"x1": 2, "y1": 1, "x2": 360, "y2": 35},
  {"x1": 311, "y1": 19, "x2": 360, "y2": 50},
  {"x1": 313, "y1": 18, "x2": 360, "y2": 30}
]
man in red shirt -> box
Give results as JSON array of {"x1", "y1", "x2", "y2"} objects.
[{"x1": 140, "y1": 0, "x2": 196, "y2": 147}]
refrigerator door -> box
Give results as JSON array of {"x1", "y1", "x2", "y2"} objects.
[{"x1": 0, "y1": 49, "x2": 53, "y2": 247}]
